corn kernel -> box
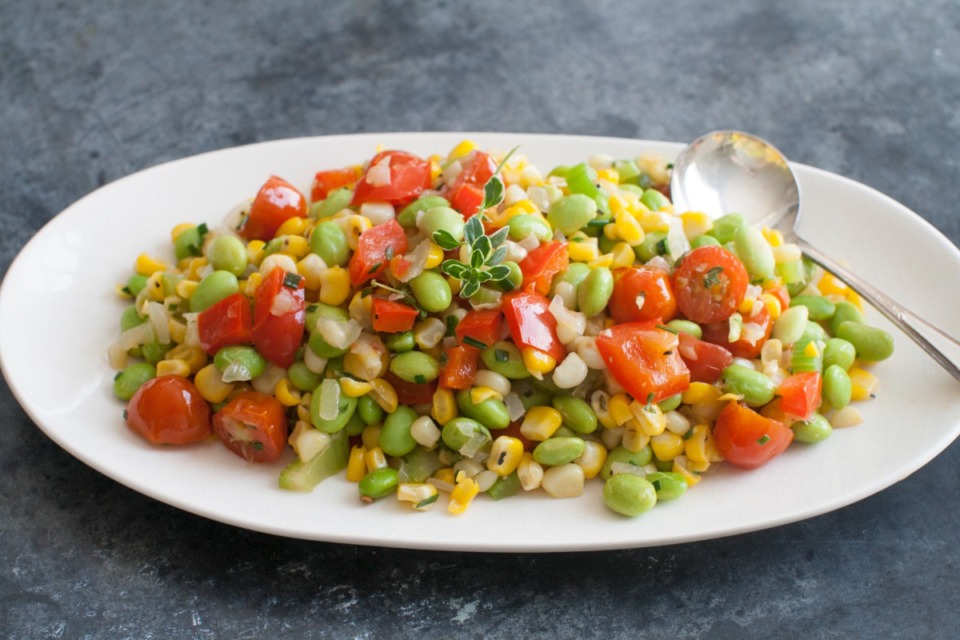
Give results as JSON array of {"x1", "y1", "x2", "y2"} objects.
[
  {"x1": 279, "y1": 234, "x2": 310, "y2": 258},
  {"x1": 588, "y1": 253, "x2": 614, "y2": 268},
  {"x1": 145, "y1": 272, "x2": 165, "y2": 301},
  {"x1": 520, "y1": 406, "x2": 563, "y2": 441},
  {"x1": 739, "y1": 296, "x2": 758, "y2": 315},
  {"x1": 423, "y1": 242, "x2": 445, "y2": 269},
  {"x1": 679, "y1": 211, "x2": 713, "y2": 239},
  {"x1": 194, "y1": 363, "x2": 234, "y2": 403},
  {"x1": 369, "y1": 378, "x2": 398, "y2": 414},
  {"x1": 170, "y1": 223, "x2": 195, "y2": 242},
  {"x1": 174, "y1": 279, "x2": 199, "y2": 300},
  {"x1": 318, "y1": 266, "x2": 350, "y2": 306},
  {"x1": 432, "y1": 388, "x2": 458, "y2": 424},
  {"x1": 596, "y1": 168, "x2": 619, "y2": 183},
  {"x1": 167, "y1": 318, "x2": 187, "y2": 344},
  {"x1": 246, "y1": 240, "x2": 266, "y2": 265},
  {"x1": 608, "y1": 192, "x2": 629, "y2": 216},
  {"x1": 567, "y1": 237, "x2": 600, "y2": 262},
  {"x1": 487, "y1": 436, "x2": 524, "y2": 476},
  {"x1": 684, "y1": 424, "x2": 711, "y2": 463},
  {"x1": 183, "y1": 257, "x2": 208, "y2": 281},
  {"x1": 275, "y1": 217, "x2": 309, "y2": 238},
  {"x1": 448, "y1": 472, "x2": 480, "y2": 514},
  {"x1": 360, "y1": 424, "x2": 381, "y2": 450},
  {"x1": 432, "y1": 467, "x2": 456, "y2": 489},
  {"x1": 165, "y1": 344, "x2": 206, "y2": 373},
  {"x1": 818, "y1": 272, "x2": 848, "y2": 296},
  {"x1": 521, "y1": 347, "x2": 556, "y2": 377},
  {"x1": 672, "y1": 455, "x2": 702, "y2": 487},
  {"x1": 135, "y1": 253, "x2": 168, "y2": 276},
  {"x1": 638, "y1": 211, "x2": 670, "y2": 232},
  {"x1": 470, "y1": 386, "x2": 502, "y2": 405},
  {"x1": 614, "y1": 212, "x2": 644, "y2": 246},
  {"x1": 576, "y1": 440, "x2": 607, "y2": 479},
  {"x1": 397, "y1": 483, "x2": 439, "y2": 511},
  {"x1": 344, "y1": 215, "x2": 372, "y2": 250},
  {"x1": 365, "y1": 446, "x2": 388, "y2": 472},
  {"x1": 849, "y1": 366, "x2": 878, "y2": 401},
  {"x1": 608, "y1": 394, "x2": 634, "y2": 426},
  {"x1": 517, "y1": 453, "x2": 544, "y2": 491},
  {"x1": 803, "y1": 341, "x2": 820, "y2": 358},
  {"x1": 346, "y1": 445, "x2": 367, "y2": 482},
  {"x1": 651, "y1": 431, "x2": 685, "y2": 461},
  {"x1": 760, "y1": 292, "x2": 782, "y2": 320},
  {"x1": 448, "y1": 139, "x2": 476, "y2": 159},
  {"x1": 274, "y1": 378, "x2": 301, "y2": 406},
  {"x1": 621, "y1": 420, "x2": 651, "y2": 452},
  {"x1": 243, "y1": 271, "x2": 263, "y2": 297},
  {"x1": 156, "y1": 359, "x2": 191, "y2": 377},
  {"x1": 340, "y1": 378, "x2": 373, "y2": 397},
  {"x1": 846, "y1": 288, "x2": 864, "y2": 311},
  {"x1": 629, "y1": 400, "x2": 666, "y2": 436},
  {"x1": 609, "y1": 242, "x2": 636, "y2": 269},
  {"x1": 682, "y1": 382, "x2": 721, "y2": 405}
]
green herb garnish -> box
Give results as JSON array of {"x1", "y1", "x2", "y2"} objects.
[
  {"x1": 757, "y1": 434, "x2": 771, "y2": 445},
  {"x1": 462, "y1": 336, "x2": 488, "y2": 350},
  {"x1": 703, "y1": 266, "x2": 724, "y2": 288}
]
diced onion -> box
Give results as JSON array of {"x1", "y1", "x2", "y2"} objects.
[
  {"x1": 359, "y1": 202, "x2": 395, "y2": 226},
  {"x1": 505, "y1": 240, "x2": 529, "y2": 263},
  {"x1": 549, "y1": 295, "x2": 586, "y2": 345},
  {"x1": 505, "y1": 392, "x2": 526, "y2": 421},
  {"x1": 303, "y1": 347, "x2": 328, "y2": 374},
  {"x1": 397, "y1": 239, "x2": 432, "y2": 283},
  {"x1": 609, "y1": 462, "x2": 647, "y2": 477},
  {"x1": 458, "y1": 433, "x2": 488, "y2": 459},
  {"x1": 474, "y1": 469, "x2": 499, "y2": 492},
  {"x1": 118, "y1": 322, "x2": 155, "y2": 351},
  {"x1": 107, "y1": 342, "x2": 129, "y2": 369},
  {"x1": 503, "y1": 184, "x2": 528, "y2": 207},
  {"x1": 665, "y1": 217, "x2": 690, "y2": 262},
  {"x1": 316, "y1": 318, "x2": 363, "y2": 350},
  {"x1": 831, "y1": 406, "x2": 864, "y2": 428},
  {"x1": 427, "y1": 477, "x2": 455, "y2": 493},
  {"x1": 645, "y1": 256, "x2": 671, "y2": 273},
  {"x1": 221, "y1": 361, "x2": 253, "y2": 383},
  {"x1": 366, "y1": 156, "x2": 392, "y2": 186},
  {"x1": 318, "y1": 379, "x2": 341, "y2": 421},
  {"x1": 252, "y1": 363, "x2": 287, "y2": 395},
  {"x1": 146, "y1": 301, "x2": 171, "y2": 345},
  {"x1": 442, "y1": 160, "x2": 463, "y2": 185},
  {"x1": 518, "y1": 234, "x2": 541, "y2": 252},
  {"x1": 271, "y1": 288, "x2": 299, "y2": 316},
  {"x1": 574, "y1": 337, "x2": 606, "y2": 370}
]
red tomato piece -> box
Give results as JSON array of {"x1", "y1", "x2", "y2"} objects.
[
  {"x1": 250, "y1": 267, "x2": 306, "y2": 368},
  {"x1": 197, "y1": 293, "x2": 252, "y2": 355},
  {"x1": 701, "y1": 305, "x2": 773, "y2": 360},
  {"x1": 385, "y1": 371, "x2": 438, "y2": 405},
  {"x1": 501, "y1": 290, "x2": 566, "y2": 362},
  {"x1": 348, "y1": 219, "x2": 409, "y2": 287},
  {"x1": 439, "y1": 345, "x2": 480, "y2": 390},
  {"x1": 126, "y1": 376, "x2": 212, "y2": 445},
  {"x1": 677, "y1": 332, "x2": 733, "y2": 384},
  {"x1": 519, "y1": 241, "x2": 569, "y2": 297},
  {"x1": 609, "y1": 266, "x2": 678, "y2": 324},
  {"x1": 311, "y1": 166, "x2": 362, "y2": 202},
  {"x1": 713, "y1": 401, "x2": 794, "y2": 469},
  {"x1": 371, "y1": 297, "x2": 419, "y2": 333},
  {"x1": 450, "y1": 151, "x2": 498, "y2": 191},
  {"x1": 352, "y1": 150, "x2": 431, "y2": 206},
  {"x1": 777, "y1": 372, "x2": 823, "y2": 420},
  {"x1": 456, "y1": 309, "x2": 503, "y2": 348},
  {"x1": 240, "y1": 175, "x2": 307, "y2": 241},
  {"x1": 212, "y1": 391, "x2": 288, "y2": 463},
  {"x1": 500, "y1": 420, "x2": 536, "y2": 452},
  {"x1": 673, "y1": 246, "x2": 749, "y2": 324},
  {"x1": 449, "y1": 183, "x2": 485, "y2": 218},
  {"x1": 595, "y1": 322, "x2": 691, "y2": 403}
]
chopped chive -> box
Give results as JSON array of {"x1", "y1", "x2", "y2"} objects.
[
  {"x1": 121, "y1": 286, "x2": 132, "y2": 295},
  {"x1": 656, "y1": 323, "x2": 678, "y2": 334},
  {"x1": 367, "y1": 262, "x2": 382, "y2": 275},
  {"x1": 757, "y1": 434, "x2": 771, "y2": 445},
  {"x1": 494, "y1": 349, "x2": 509, "y2": 362},
  {"x1": 252, "y1": 441, "x2": 264, "y2": 451},
  {"x1": 197, "y1": 222, "x2": 209, "y2": 236},
  {"x1": 703, "y1": 266, "x2": 724, "y2": 288},
  {"x1": 416, "y1": 494, "x2": 439, "y2": 509},
  {"x1": 283, "y1": 272, "x2": 303, "y2": 289},
  {"x1": 414, "y1": 374, "x2": 426, "y2": 384},
  {"x1": 114, "y1": 371, "x2": 122, "y2": 380},
  {"x1": 655, "y1": 237, "x2": 668, "y2": 255},
  {"x1": 586, "y1": 218, "x2": 610, "y2": 229},
  {"x1": 385, "y1": 246, "x2": 395, "y2": 261},
  {"x1": 122, "y1": 409, "x2": 128, "y2": 420},
  {"x1": 651, "y1": 479, "x2": 662, "y2": 492},
  {"x1": 462, "y1": 336, "x2": 488, "y2": 350},
  {"x1": 307, "y1": 304, "x2": 318, "y2": 312},
  {"x1": 645, "y1": 392, "x2": 655, "y2": 407},
  {"x1": 445, "y1": 315, "x2": 460, "y2": 336}
]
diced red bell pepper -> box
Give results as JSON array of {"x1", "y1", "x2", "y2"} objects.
[
  {"x1": 197, "y1": 293, "x2": 252, "y2": 355},
  {"x1": 384, "y1": 371, "x2": 437, "y2": 405},
  {"x1": 501, "y1": 289, "x2": 566, "y2": 362},
  {"x1": 455, "y1": 309, "x2": 503, "y2": 348},
  {"x1": 439, "y1": 345, "x2": 479, "y2": 390},
  {"x1": 371, "y1": 297, "x2": 419, "y2": 333},
  {"x1": 348, "y1": 219, "x2": 409, "y2": 287},
  {"x1": 595, "y1": 322, "x2": 690, "y2": 403},
  {"x1": 777, "y1": 371, "x2": 822, "y2": 421},
  {"x1": 311, "y1": 166, "x2": 362, "y2": 202},
  {"x1": 519, "y1": 241, "x2": 568, "y2": 297}
]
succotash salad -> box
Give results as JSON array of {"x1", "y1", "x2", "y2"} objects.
[{"x1": 109, "y1": 140, "x2": 893, "y2": 518}]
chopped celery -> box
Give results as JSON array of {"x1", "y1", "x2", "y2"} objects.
[{"x1": 278, "y1": 430, "x2": 349, "y2": 492}]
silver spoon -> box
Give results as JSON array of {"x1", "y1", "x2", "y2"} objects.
[{"x1": 670, "y1": 130, "x2": 960, "y2": 382}]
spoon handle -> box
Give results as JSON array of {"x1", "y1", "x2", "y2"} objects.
[{"x1": 794, "y1": 238, "x2": 960, "y2": 382}]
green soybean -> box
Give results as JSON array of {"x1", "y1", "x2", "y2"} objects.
[
  {"x1": 174, "y1": 225, "x2": 205, "y2": 261},
  {"x1": 305, "y1": 301, "x2": 350, "y2": 328},
  {"x1": 120, "y1": 305, "x2": 147, "y2": 332},
  {"x1": 533, "y1": 437, "x2": 586, "y2": 466},
  {"x1": 792, "y1": 413, "x2": 832, "y2": 444},
  {"x1": 517, "y1": 388, "x2": 552, "y2": 411},
  {"x1": 310, "y1": 221, "x2": 350, "y2": 267},
  {"x1": 578, "y1": 266, "x2": 614, "y2": 318},
  {"x1": 708, "y1": 213, "x2": 746, "y2": 244},
  {"x1": 343, "y1": 412, "x2": 366, "y2": 436},
  {"x1": 645, "y1": 471, "x2": 688, "y2": 501},
  {"x1": 635, "y1": 231, "x2": 667, "y2": 262},
  {"x1": 358, "y1": 468, "x2": 399, "y2": 500},
  {"x1": 722, "y1": 364, "x2": 776, "y2": 407},
  {"x1": 418, "y1": 206, "x2": 465, "y2": 241},
  {"x1": 601, "y1": 445, "x2": 653, "y2": 480},
  {"x1": 287, "y1": 362, "x2": 323, "y2": 392},
  {"x1": 823, "y1": 364, "x2": 852, "y2": 409},
  {"x1": 772, "y1": 305, "x2": 809, "y2": 344},
  {"x1": 640, "y1": 189, "x2": 670, "y2": 212},
  {"x1": 691, "y1": 234, "x2": 721, "y2": 249},
  {"x1": 390, "y1": 351, "x2": 440, "y2": 384},
  {"x1": 657, "y1": 394, "x2": 683, "y2": 413},
  {"x1": 161, "y1": 273, "x2": 184, "y2": 297},
  {"x1": 310, "y1": 389, "x2": 358, "y2": 433},
  {"x1": 410, "y1": 271, "x2": 452, "y2": 313},
  {"x1": 829, "y1": 301, "x2": 864, "y2": 336},
  {"x1": 141, "y1": 341, "x2": 171, "y2": 365},
  {"x1": 598, "y1": 232, "x2": 618, "y2": 254},
  {"x1": 113, "y1": 363, "x2": 156, "y2": 400},
  {"x1": 603, "y1": 474, "x2": 657, "y2": 517},
  {"x1": 664, "y1": 320, "x2": 701, "y2": 339},
  {"x1": 733, "y1": 225, "x2": 775, "y2": 279},
  {"x1": 550, "y1": 262, "x2": 591, "y2": 299},
  {"x1": 385, "y1": 331, "x2": 415, "y2": 352},
  {"x1": 456, "y1": 389, "x2": 511, "y2": 430},
  {"x1": 310, "y1": 187, "x2": 354, "y2": 219},
  {"x1": 214, "y1": 345, "x2": 267, "y2": 381},
  {"x1": 380, "y1": 406, "x2": 418, "y2": 457},
  {"x1": 548, "y1": 194, "x2": 597, "y2": 235},
  {"x1": 441, "y1": 417, "x2": 491, "y2": 453},
  {"x1": 307, "y1": 331, "x2": 348, "y2": 359},
  {"x1": 190, "y1": 270, "x2": 239, "y2": 312},
  {"x1": 481, "y1": 341, "x2": 531, "y2": 379},
  {"x1": 790, "y1": 295, "x2": 836, "y2": 321},
  {"x1": 125, "y1": 274, "x2": 149, "y2": 296},
  {"x1": 487, "y1": 471, "x2": 521, "y2": 500},
  {"x1": 552, "y1": 396, "x2": 598, "y2": 434},
  {"x1": 205, "y1": 234, "x2": 247, "y2": 275},
  {"x1": 398, "y1": 196, "x2": 450, "y2": 228},
  {"x1": 508, "y1": 214, "x2": 553, "y2": 242},
  {"x1": 823, "y1": 338, "x2": 857, "y2": 371},
  {"x1": 837, "y1": 322, "x2": 894, "y2": 362},
  {"x1": 357, "y1": 394, "x2": 384, "y2": 425}
]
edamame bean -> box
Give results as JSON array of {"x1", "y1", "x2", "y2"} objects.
[
  {"x1": 288, "y1": 362, "x2": 323, "y2": 391},
  {"x1": 801, "y1": 320, "x2": 827, "y2": 345},
  {"x1": 141, "y1": 341, "x2": 171, "y2": 365},
  {"x1": 657, "y1": 394, "x2": 683, "y2": 413},
  {"x1": 310, "y1": 187, "x2": 354, "y2": 219},
  {"x1": 640, "y1": 188, "x2": 670, "y2": 212},
  {"x1": 547, "y1": 194, "x2": 597, "y2": 235},
  {"x1": 174, "y1": 225, "x2": 205, "y2": 261},
  {"x1": 214, "y1": 345, "x2": 267, "y2": 381},
  {"x1": 398, "y1": 195, "x2": 450, "y2": 228},
  {"x1": 310, "y1": 389, "x2": 358, "y2": 433},
  {"x1": 487, "y1": 471, "x2": 521, "y2": 500},
  {"x1": 162, "y1": 273, "x2": 183, "y2": 297},
  {"x1": 829, "y1": 301, "x2": 864, "y2": 336},
  {"x1": 206, "y1": 235, "x2": 248, "y2": 276},
  {"x1": 691, "y1": 234, "x2": 721, "y2": 249},
  {"x1": 190, "y1": 270, "x2": 239, "y2": 312},
  {"x1": 550, "y1": 262, "x2": 591, "y2": 299},
  {"x1": 533, "y1": 437, "x2": 586, "y2": 466},
  {"x1": 598, "y1": 231, "x2": 618, "y2": 254},
  {"x1": 358, "y1": 467, "x2": 399, "y2": 500},
  {"x1": 635, "y1": 231, "x2": 667, "y2": 262},
  {"x1": 790, "y1": 295, "x2": 836, "y2": 321},
  {"x1": 418, "y1": 206, "x2": 465, "y2": 241},
  {"x1": 823, "y1": 364, "x2": 852, "y2": 409},
  {"x1": 305, "y1": 301, "x2": 350, "y2": 329},
  {"x1": 125, "y1": 274, "x2": 148, "y2": 296},
  {"x1": 389, "y1": 351, "x2": 441, "y2": 384},
  {"x1": 456, "y1": 389, "x2": 511, "y2": 430},
  {"x1": 113, "y1": 363, "x2": 156, "y2": 400},
  {"x1": 644, "y1": 471, "x2": 688, "y2": 501},
  {"x1": 357, "y1": 394, "x2": 384, "y2": 425},
  {"x1": 517, "y1": 388, "x2": 551, "y2": 411},
  {"x1": 792, "y1": 413, "x2": 832, "y2": 443},
  {"x1": 837, "y1": 322, "x2": 894, "y2": 362},
  {"x1": 772, "y1": 305, "x2": 809, "y2": 344},
  {"x1": 385, "y1": 331, "x2": 415, "y2": 353},
  {"x1": 308, "y1": 331, "x2": 349, "y2": 359},
  {"x1": 120, "y1": 305, "x2": 147, "y2": 332},
  {"x1": 507, "y1": 214, "x2": 553, "y2": 242},
  {"x1": 380, "y1": 406, "x2": 418, "y2": 457},
  {"x1": 603, "y1": 474, "x2": 657, "y2": 517},
  {"x1": 481, "y1": 341, "x2": 531, "y2": 379},
  {"x1": 722, "y1": 364, "x2": 776, "y2": 407},
  {"x1": 309, "y1": 221, "x2": 350, "y2": 267},
  {"x1": 578, "y1": 267, "x2": 613, "y2": 318},
  {"x1": 600, "y1": 445, "x2": 653, "y2": 480},
  {"x1": 552, "y1": 396, "x2": 598, "y2": 434},
  {"x1": 441, "y1": 417, "x2": 491, "y2": 453},
  {"x1": 344, "y1": 412, "x2": 366, "y2": 436},
  {"x1": 733, "y1": 225, "x2": 775, "y2": 279},
  {"x1": 664, "y1": 320, "x2": 701, "y2": 339},
  {"x1": 823, "y1": 338, "x2": 856, "y2": 371},
  {"x1": 707, "y1": 213, "x2": 745, "y2": 244},
  {"x1": 409, "y1": 271, "x2": 452, "y2": 313}
]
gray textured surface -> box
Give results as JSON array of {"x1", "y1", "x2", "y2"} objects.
[{"x1": 2, "y1": 1, "x2": 960, "y2": 638}]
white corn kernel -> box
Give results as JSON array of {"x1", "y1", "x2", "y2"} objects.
[
  {"x1": 410, "y1": 416, "x2": 441, "y2": 449},
  {"x1": 552, "y1": 352, "x2": 588, "y2": 389},
  {"x1": 541, "y1": 464, "x2": 585, "y2": 499}
]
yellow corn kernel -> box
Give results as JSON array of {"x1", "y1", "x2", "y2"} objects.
[
  {"x1": 397, "y1": 483, "x2": 440, "y2": 511},
  {"x1": 684, "y1": 424, "x2": 710, "y2": 463},
  {"x1": 432, "y1": 388, "x2": 458, "y2": 424},
  {"x1": 429, "y1": 157, "x2": 442, "y2": 183},
  {"x1": 567, "y1": 237, "x2": 600, "y2": 262},
  {"x1": 135, "y1": 253, "x2": 168, "y2": 276},
  {"x1": 364, "y1": 446, "x2": 388, "y2": 472},
  {"x1": 360, "y1": 424, "x2": 381, "y2": 450},
  {"x1": 369, "y1": 378, "x2": 398, "y2": 414},
  {"x1": 275, "y1": 216, "x2": 309, "y2": 238},
  {"x1": 629, "y1": 400, "x2": 666, "y2": 436},
  {"x1": 345, "y1": 446, "x2": 367, "y2": 482},
  {"x1": 470, "y1": 386, "x2": 502, "y2": 405},
  {"x1": 165, "y1": 344, "x2": 206, "y2": 374},
  {"x1": 340, "y1": 378, "x2": 373, "y2": 397},
  {"x1": 317, "y1": 266, "x2": 350, "y2": 306},
  {"x1": 432, "y1": 467, "x2": 456, "y2": 489},
  {"x1": 739, "y1": 296, "x2": 758, "y2": 315},
  {"x1": 448, "y1": 139, "x2": 476, "y2": 160},
  {"x1": 344, "y1": 215, "x2": 372, "y2": 250},
  {"x1": 487, "y1": 436, "x2": 524, "y2": 476},
  {"x1": 349, "y1": 289, "x2": 374, "y2": 326},
  {"x1": 521, "y1": 347, "x2": 556, "y2": 377},
  {"x1": 194, "y1": 363, "x2": 234, "y2": 403},
  {"x1": 679, "y1": 211, "x2": 713, "y2": 239},
  {"x1": 423, "y1": 242, "x2": 445, "y2": 269},
  {"x1": 638, "y1": 211, "x2": 670, "y2": 232},
  {"x1": 597, "y1": 168, "x2": 620, "y2": 184},
  {"x1": 608, "y1": 192, "x2": 629, "y2": 216},
  {"x1": 592, "y1": 392, "x2": 616, "y2": 429},
  {"x1": 803, "y1": 341, "x2": 820, "y2": 358},
  {"x1": 520, "y1": 406, "x2": 563, "y2": 441},
  {"x1": 448, "y1": 473, "x2": 480, "y2": 514},
  {"x1": 170, "y1": 222, "x2": 195, "y2": 242},
  {"x1": 517, "y1": 452, "x2": 544, "y2": 491},
  {"x1": 246, "y1": 239, "x2": 266, "y2": 265},
  {"x1": 167, "y1": 318, "x2": 187, "y2": 344},
  {"x1": 609, "y1": 242, "x2": 636, "y2": 269},
  {"x1": 621, "y1": 420, "x2": 651, "y2": 452},
  {"x1": 588, "y1": 253, "x2": 614, "y2": 269},
  {"x1": 682, "y1": 382, "x2": 721, "y2": 406},
  {"x1": 608, "y1": 394, "x2": 634, "y2": 426},
  {"x1": 614, "y1": 211, "x2": 645, "y2": 246},
  {"x1": 849, "y1": 366, "x2": 878, "y2": 401},
  {"x1": 243, "y1": 271, "x2": 263, "y2": 297},
  {"x1": 183, "y1": 257, "x2": 208, "y2": 281},
  {"x1": 846, "y1": 288, "x2": 864, "y2": 311},
  {"x1": 272, "y1": 235, "x2": 307, "y2": 260},
  {"x1": 447, "y1": 275, "x2": 462, "y2": 296},
  {"x1": 761, "y1": 227, "x2": 784, "y2": 247},
  {"x1": 174, "y1": 279, "x2": 199, "y2": 300},
  {"x1": 512, "y1": 199, "x2": 538, "y2": 214},
  {"x1": 576, "y1": 440, "x2": 607, "y2": 480},
  {"x1": 818, "y1": 272, "x2": 848, "y2": 296},
  {"x1": 672, "y1": 455, "x2": 702, "y2": 487},
  {"x1": 274, "y1": 378, "x2": 301, "y2": 407},
  {"x1": 651, "y1": 431, "x2": 685, "y2": 461},
  {"x1": 295, "y1": 253, "x2": 324, "y2": 290},
  {"x1": 760, "y1": 293, "x2": 782, "y2": 320},
  {"x1": 145, "y1": 272, "x2": 166, "y2": 301},
  {"x1": 156, "y1": 359, "x2": 190, "y2": 377}
]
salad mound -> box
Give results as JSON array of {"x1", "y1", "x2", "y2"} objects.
[{"x1": 108, "y1": 140, "x2": 891, "y2": 517}]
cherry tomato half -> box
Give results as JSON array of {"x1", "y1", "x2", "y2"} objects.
[
  {"x1": 197, "y1": 292, "x2": 252, "y2": 355},
  {"x1": 713, "y1": 401, "x2": 794, "y2": 469},
  {"x1": 240, "y1": 176, "x2": 307, "y2": 241},
  {"x1": 676, "y1": 332, "x2": 733, "y2": 384},
  {"x1": 126, "y1": 375, "x2": 212, "y2": 445},
  {"x1": 213, "y1": 391, "x2": 288, "y2": 463},
  {"x1": 352, "y1": 150, "x2": 431, "y2": 207},
  {"x1": 250, "y1": 267, "x2": 306, "y2": 368},
  {"x1": 701, "y1": 305, "x2": 773, "y2": 360},
  {"x1": 311, "y1": 166, "x2": 362, "y2": 202},
  {"x1": 609, "y1": 266, "x2": 678, "y2": 324},
  {"x1": 673, "y1": 246, "x2": 749, "y2": 324},
  {"x1": 519, "y1": 241, "x2": 569, "y2": 297},
  {"x1": 501, "y1": 290, "x2": 566, "y2": 363},
  {"x1": 348, "y1": 219, "x2": 409, "y2": 287},
  {"x1": 595, "y1": 322, "x2": 690, "y2": 403}
]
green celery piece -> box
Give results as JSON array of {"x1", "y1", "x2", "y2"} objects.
[{"x1": 278, "y1": 431, "x2": 349, "y2": 492}]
